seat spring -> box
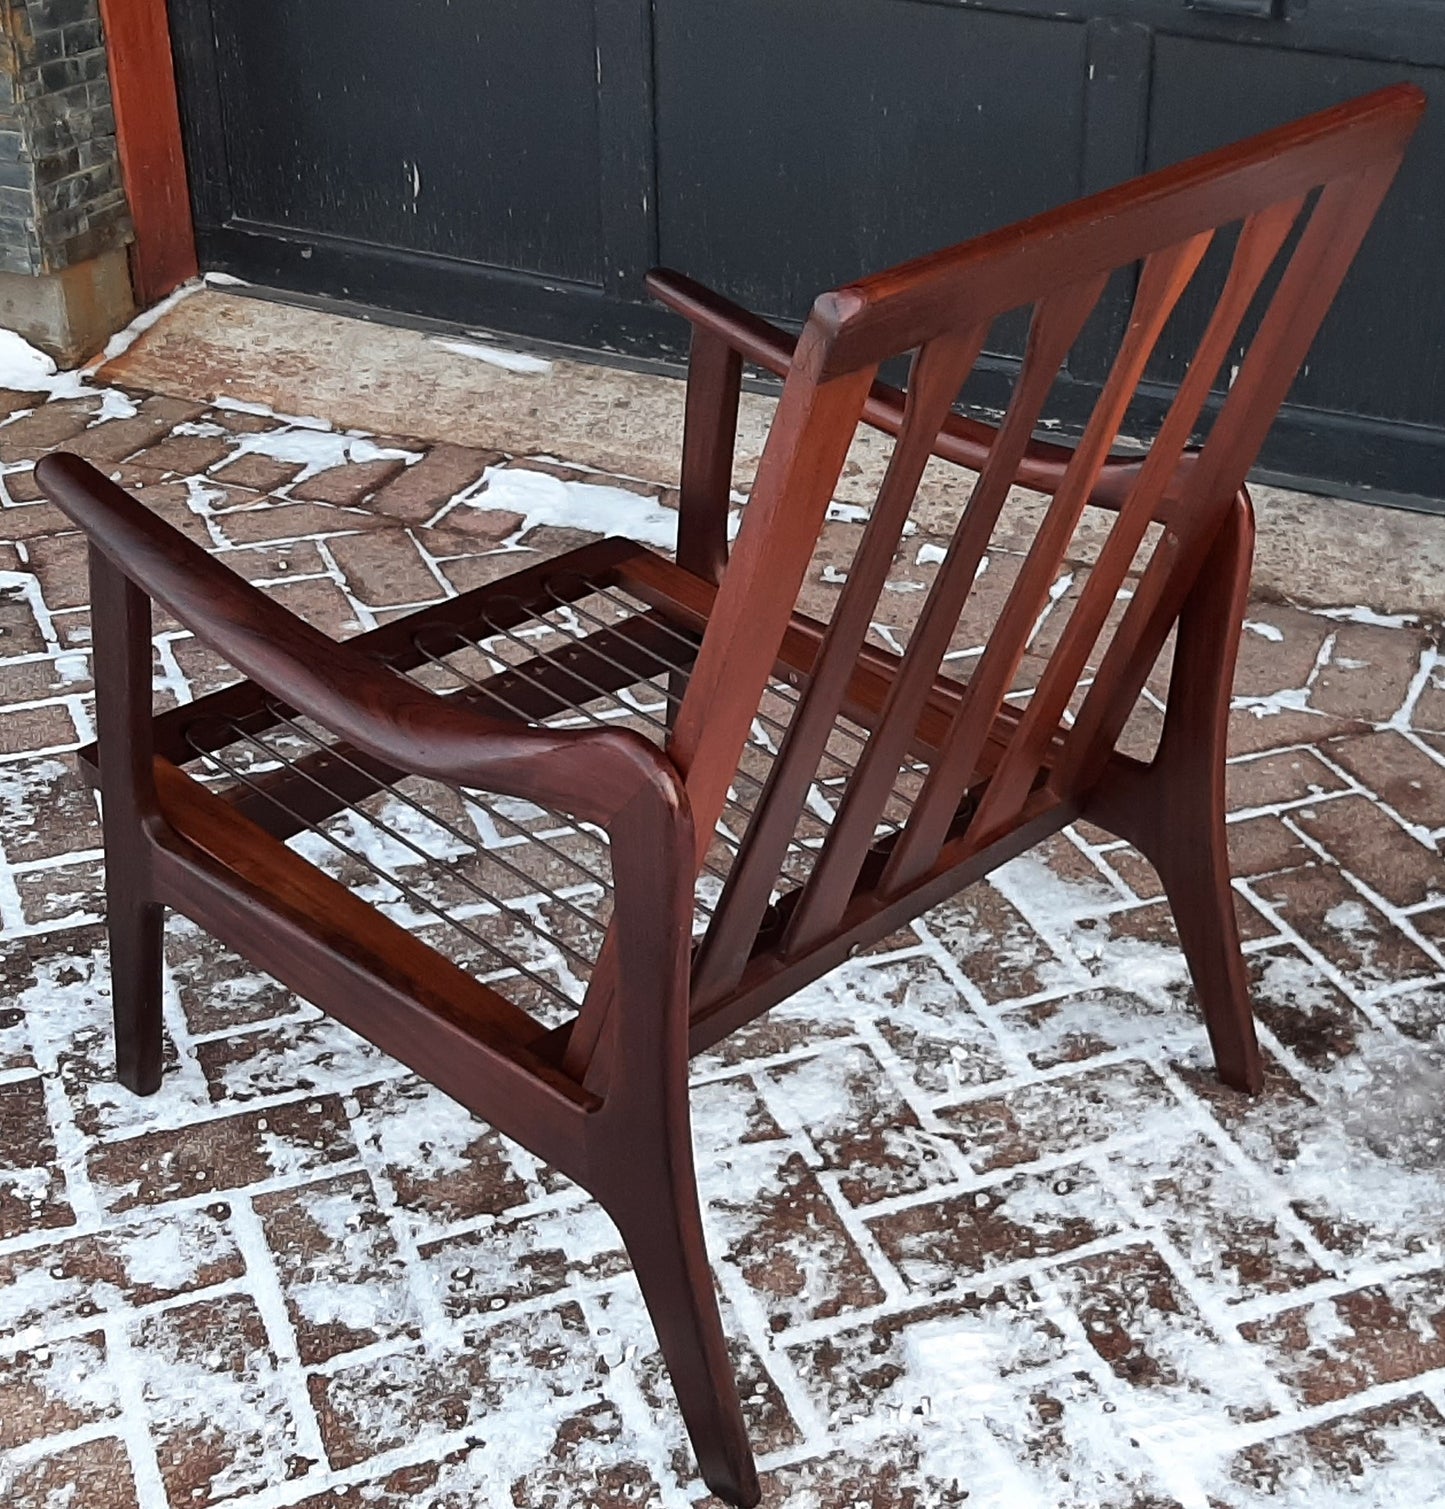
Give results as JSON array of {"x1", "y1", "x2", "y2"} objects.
[
  {"x1": 412, "y1": 609, "x2": 809, "y2": 882},
  {"x1": 581, "y1": 582, "x2": 931, "y2": 839},
  {"x1": 580, "y1": 580, "x2": 901, "y2": 784},
  {"x1": 184, "y1": 577, "x2": 933, "y2": 1008},
  {"x1": 261, "y1": 700, "x2": 613, "y2": 949},
  {"x1": 187, "y1": 725, "x2": 591, "y2": 1015},
  {"x1": 547, "y1": 581, "x2": 920, "y2": 849},
  {"x1": 530, "y1": 589, "x2": 880, "y2": 849},
  {"x1": 452, "y1": 582, "x2": 925, "y2": 868}
]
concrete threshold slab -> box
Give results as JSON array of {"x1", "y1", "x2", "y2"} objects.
[{"x1": 101, "y1": 287, "x2": 1445, "y2": 618}]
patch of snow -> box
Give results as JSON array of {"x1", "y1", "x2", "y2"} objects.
[
  {"x1": 212, "y1": 395, "x2": 334, "y2": 432},
  {"x1": 338, "y1": 796, "x2": 475, "y2": 874},
  {"x1": 0, "y1": 1260, "x2": 91, "y2": 1336},
  {"x1": 1243, "y1": 620, "x2": 1285, "y2": 642},
  {"x1": 183, "y1": 475, "x2": 229, "y2": 517},
  {"x1": 114, "y1": 1209, "x2": 239, "y2": 1295},
  {"x1": 212, "y1": 1016, "x2": 387, "y2": 1104},
  {"x1": 1028, "y1": 570, "x2": 1075, "y2": 645},
  {"x1": 434, "y1": 337, "x2": 552, "y2": 375},
  {"x1": 0, "y1": 330, "x2": 135, "y2": 418},
  {"x1": 0, "y1": 327, "x2": 66, "y2": 391},
  {"x1": 1301, "y1": 1297, "x2": 1353, "y2": 1353},
  {"x1": 229, "y1": 426, "x2": 421, "y2": 483},
  {"x1": 917, "y1": 542, "x2": 948, "y2": 566},
  {"x1": 1232, "y1": 687, "x2": 1313, "y2": 719},
  {"x1": 462, "y1": 464, "x2": 725, "y2": 550},
  {"x1": 1323, "y1": 898, "x2": 1373, "y2": 934},
  {"x1": 991, "y1": 851, "x2": 1121, "y2": 928},
  {"x1": 136, "y1": 1317, "x2": 300, "y2": 1501},
  {"x1": 29, "y1": 1334, "x2": 117, "y2": 1420},
  {"x1": 284, "y1": 1187, "x2": 415, "y2": 1335},
  {"x1": 368, "y1": 1080, "x2": 485, "y2": 1184},
  {"x1": 99, "y1": 278, "x2": 200, "y2": 363},
  {"x1": 1206, "y1": 1403, "x2": 1445, "y2": 1506},
  {"x1": 0, "y1": 756, "x2": 72, "y2": 835},
  {"x1": 94, "y1": 387, "x2": 137, "y2": 421},
  {"x1": 1219, "y1": 997, "x2": 1445, "y2": 1255},
  {"x1": 1318, "y1": 605, "x2": 1419, "y2": 629}
]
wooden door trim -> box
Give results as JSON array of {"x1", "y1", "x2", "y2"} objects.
[{"x1": 100, "y1": 0, "x2": 199, "y2": 303}]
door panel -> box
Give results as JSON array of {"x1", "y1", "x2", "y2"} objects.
[
  {"x1": 655, "y1": 0, "x2": 1088, "y2": 349},
  {"x1": 210, "y1": 0, "x2": 605, "y2": 285},
  {"x1": 1146, "y1": 36, "x2": 1445, "y2": 428},
  {"x1": 167, "y1": 0, "x2": 1445, "y2": 505}
]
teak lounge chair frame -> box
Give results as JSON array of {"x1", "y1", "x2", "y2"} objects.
[{"x1": 39, "y1": 85, "x2": 1422, "y2": 1507}]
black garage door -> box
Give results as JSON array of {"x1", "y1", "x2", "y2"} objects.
[{"x1": 167, "y1": 0, "x2": 1445, "y2": 510}]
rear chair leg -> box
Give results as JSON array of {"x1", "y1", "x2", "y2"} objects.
[
  {"x1": 1156, "y1": 497, "x2": 1261, "y2": 1093},
  {"x1": 602, "y1": 1153, "x2": 760, "y2": 1507},
  {"x1": 1146, "y1": 797, "x2": 1261, "y2": 1093},
  {"x1": 1085, "y1": 492, "x2": 1262, "y2": 1093},
  {"x1": 1090, "y1": 749, "x2": 1262, "y2": 1094}
]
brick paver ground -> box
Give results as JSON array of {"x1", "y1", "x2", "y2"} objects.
[{"x1": 0, "y1": 360, "x2": 1443, "y2": 1508}]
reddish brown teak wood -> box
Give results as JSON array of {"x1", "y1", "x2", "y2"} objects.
[{"x1": 38, "y1": 86, "x2": 1423, "y2": 1507}]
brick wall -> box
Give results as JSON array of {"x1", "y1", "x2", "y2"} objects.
[{"x1": 0, "y1": 0, "x2": 130, "y2": 277}]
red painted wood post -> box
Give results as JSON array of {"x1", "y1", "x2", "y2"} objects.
[{"x1": 99, "y1": 0, "x2": 199, "y2": 304}]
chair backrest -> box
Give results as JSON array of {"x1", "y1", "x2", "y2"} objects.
[{"x1": 667, "y1": 84, "x2": 1422, "y2": 963}]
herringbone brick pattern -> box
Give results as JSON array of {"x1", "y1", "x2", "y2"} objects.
[{"x1": 0, "y1": 373, "x2": 1443, "y2": 1508}]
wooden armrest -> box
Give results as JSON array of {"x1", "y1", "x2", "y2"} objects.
[
  {"x1": 647, "y1": 268, "x2": 1178, "y2": 514},
  {"x1": 37, "y1": 454, "x2": 683, "y2": 829}
]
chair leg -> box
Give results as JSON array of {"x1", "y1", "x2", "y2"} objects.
[
  {"x1": 602, "y1": 1160, "x2": 760, "y2": 1507},
  {"x1": 1147, "y1": 804, "x2": 1261, "y2": 1093},
  {"x1": 108, "y1": 892, "x2": 165, "y2": 1096},
  {"x1": 1089, "y1": 763, "x2": 1261, "y2": 1093},
  {"x1": 86, "y1": 550, "x2": 167, "y2": 1097},
  {"x1": 1084, "y1": 491, "x2": 1262, "y2": 1093}
]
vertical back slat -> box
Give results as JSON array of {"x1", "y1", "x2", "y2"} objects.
[
  {"x1": 667, "y1": 326, "x2": 877, "y2": 875},
  {"x1": 1053, "y1": 163, "x2": 1402, "y2": 801},
  {"x1": 692, "y1": 327, "x2": 990, "y2": 1001},
  {"x1": 563, "y1": 331, "x2": 872, "y2": 1089},
  {"x1": 779, "y1": 274, "x2": 1108, "y2": 954},
  {"x1": 963, "y1": 195, "x2": 1306, "y2": 845},
  {"x1": 877, "y1": 230, "x2": 1214, "y2": 897}
]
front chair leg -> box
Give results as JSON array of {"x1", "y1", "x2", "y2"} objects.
[
  {"x1": 599, "y1": 1149, "x2": 760, "y2": 1507},
  {"x1": 107, "y1": 890, "x2": 165, "y2": 1095},
  {"x1": 87, "y1": 548, "x2": 168, "y2": 1099}
]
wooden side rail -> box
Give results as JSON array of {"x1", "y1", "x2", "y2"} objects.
[
  {"x1": 646, "y1": 267, "x2": 1164, "y2": 514},
  {"x1": 36, "y1": 454, "x2": 682, "y2": 832},
  {"x1": 150, "y1": 758, "x2": 597, "y2": 1113}
]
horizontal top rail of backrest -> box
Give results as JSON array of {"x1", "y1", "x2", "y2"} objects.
[{"x1": 808, "y1": 84, "x2": 1424, "y2": 380}]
